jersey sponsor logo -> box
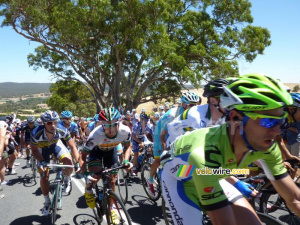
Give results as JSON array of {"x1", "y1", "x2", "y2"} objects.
[
  {"x1": 170, "y1": 164, "x2": 181, "y2": 174},
  {"x1": 201, "y1": 190, "x2": 224, "y2": 200},
  {"x1": 240, "y1": 106, "x2": 267, "y2": 110},
  {"x1": 228, "y1": 158, "x2": 233, "y2": 163},
  {"x1": 163, "y1": 181, "x2": 184, "y2": 225},
  {"x1": 204, "y1": 187, "x2": 216, "y2": 193},
  {"x1": 177, "y1": 144, "x2": 192, "y2": 153},
  {"x1": 200, "y1": 120, "x2": 207, "y2": 127},
  {"x1": 86, "y1": 138, "x2": 95, "y2": 147},
  {"x1": 204, "y1": 145, "x2": 221, "y2": 168}
]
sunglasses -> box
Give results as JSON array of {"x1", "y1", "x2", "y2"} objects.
[
  {"x1": 102, "y1": 122, "x2": 119, "y2": 128},
  {"x1": 46, "y1": 121, "x2": 58, "y2": 126},
  {"x1": 242, "y1": 111, "x2": 287, "y2": 128}
]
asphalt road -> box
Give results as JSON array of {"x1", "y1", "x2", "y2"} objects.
[
  {"x1": 0, "y1": 157, "x2": 165, "y2": 225},
  {"x1": 0, "y1": 157, "x2": 298, "y2": 225}
]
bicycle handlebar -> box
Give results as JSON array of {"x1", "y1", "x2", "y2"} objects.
[{"x1": 45, "y1": 164, "x2": 75, "y2": 168}]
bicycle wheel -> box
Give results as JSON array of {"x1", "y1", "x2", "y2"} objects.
[
  {"x1": 51, "y1": 181, "x2": 60, "y2": 224},
  {"x1": 162, "y1": 197, "x2": 174, "y2": 225},
  {"x1": 92, "y1": 186, "x2": 103, "y2": 223},
  {"x1": 141, "y1": 162, "x2": 161, "y2": 201},
  {"x1": 257, "y1": 212, "x2": 283, "y2": 225},
  {"x1": 105, "y1": 190, "x2": 132, "y2": 225},
  {"x1": 259, "y1": 186, "x2": 284, "y2": 213},
  {"x1": 116, "y1": 169, "x2": 128, "y2": 204}
]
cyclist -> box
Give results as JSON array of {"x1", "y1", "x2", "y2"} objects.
[
  {"x1": 21, "y1": 116, "x2": 38, "y2": 168},
  {"x1": 30, "y1": 110, "x2": 80, "y2": 216},
  {"x1": 167, "y1": 78, "x2": 229, "y2": 147},
  {"x1": 80, "y1": 108, "x2": 131, "y2": 224},
  {"x1": 160, "y1": 74, "x2": 300, "y2": 225},
  {"x1": 86, "y1": 114, "x2": 101, "y2": 136},
  {"x1": 131, "y1": 113, "x2": 152, "y2": 176},
  {"x1": 147, "y1": 92, "x2": 199, "y2": 197},
  {"x1": 59, "y1": 111, "x2": 80, "y2": 144}
]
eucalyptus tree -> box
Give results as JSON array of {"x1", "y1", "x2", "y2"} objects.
[{"x1": 0, "y1": 0, "x2": 271, "y2": 110}]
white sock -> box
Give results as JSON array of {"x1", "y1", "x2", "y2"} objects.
[{"x1": 44, "y1": 195, "x2": 50, "y2": 204}]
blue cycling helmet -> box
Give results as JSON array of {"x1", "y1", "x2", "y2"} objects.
[
  {"x1": 41, "y1": 110, "x2": 60, "y2": 122},
  {"x1": 290, "y1": 93, "x2": 300, "y2": 107},
  {"x1": 61, "y1": 111, "x2": 73, "y2": 118},
  {"x1": 181, "y1": 92, "x2": 199, "y2": 104},
  {"x1": 99, "y1": 108, "x2": 121, "y2": 121},
  {"x1": 93, "y1": 114, "x2": 100, "y2": 121}
]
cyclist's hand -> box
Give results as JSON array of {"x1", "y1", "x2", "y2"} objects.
[
  {"x1": 139, "y1": 142, "x2": 144, "y2": 150},
  {"x1": 74, "y1": 162, "x2": 81, "y2": 173},
  {"x1": 39, "y1": 160, "x2": 47, "y2": 172},
  {"x1": 84, "y1": 172, "x2": 97, "y2": 183},
  {"x1": 122, "y1": 160, "x2": 133, "y2": 173},
  {"x1": 234, "y1": 180, "x2": 258, "y2": 198},
  {"x1": 282, "y1": 161, "x2": 295, "y2": 172}
]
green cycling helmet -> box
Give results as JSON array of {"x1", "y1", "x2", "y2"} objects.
[{"x1": 220, "y1": 74, "x2": 293, "y2": 111}]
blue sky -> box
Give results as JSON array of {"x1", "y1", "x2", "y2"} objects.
[{"x1": 0, "y1": 0, "x2": 299, "y2": 83}]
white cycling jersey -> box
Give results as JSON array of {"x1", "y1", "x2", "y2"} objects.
[
  {"x1": 167, "y1": 104, "x2": 225, "y2": 146},
  {"x1": 83, "y1": 122, "x2": 131, "y2": 152}
]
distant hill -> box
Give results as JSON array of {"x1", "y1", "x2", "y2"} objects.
[{"x1": 0, "y1": 82, "x2": 51, "y2": 98}]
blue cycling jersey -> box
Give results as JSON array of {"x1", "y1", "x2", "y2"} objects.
[
  {"x1": 132, "y1": 121, "x2": 152, "y2": 140},
  {"x1": 58, "y1": 121, "x2": 79, "y2": 136}
]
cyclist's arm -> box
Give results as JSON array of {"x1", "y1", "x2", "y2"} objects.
[
  {"x1": 275, "y1": 135, "x2": 299, "y2": 161},
  {"x1": 80, "y1": 150, "x2": 88, "y2": 174},
  {"x1": 160, "y1": 129, "x2": 167, "y2": 151},
  {"x1": 31, "y1": 144, "x2": 44, "y2": 162},
  {"x1": 132, "y1": 133, "x2": 142, "y2": 143},
  {"x1": 123, "y1": 142, "x2": 132, "y2": 162},
  {"x1": 67, "y1": 138, "x2": 79, "y2": 163},
  {"x1": 288, "y1": 127, "x2": 298, "y2": 133},
  {"x1": 0, "y1": 122, "x2": 7, "y2": 157},
  {"x1": 271, "y1": 175, "x2": 300, "y2": 217}
]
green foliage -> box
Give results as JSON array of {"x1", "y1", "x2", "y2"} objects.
[
  {"x1": 0, "y1": 82, "x2": 51, "y2": 98},
  {"x1": 293, "y1": 85, "x2": 300, "y2": 92},
  {"x1": 0, "y1": 0, "x2": 271, "y2": 110},
  {"x1": 47, "y1": 80, "x2": 97, "y2": 117}
]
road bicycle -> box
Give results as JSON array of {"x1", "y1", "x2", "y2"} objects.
[
  {"x1": 43, "y1": 163, "x2": 74, "y2": 224},
  {"x1": 88, "y1": 164, "x2": 132, "y2": 225},
  {"x1": 116, "y1": 167, "x2": 128, "y2": 204}
]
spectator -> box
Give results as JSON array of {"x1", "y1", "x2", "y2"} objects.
[
  {"x1": 141, "y1": 108, "x2": 146, "y2": 114},
  {"x1": 0, "y1": 120, "x2": 10, "y2": 191},
  {"x1": 165, "y1": 102, "x2": 170, "y2": 112},
  {"x1": 131, "y1": 109, "x2": 139, "y2": 127},
  {"x1": 152, "y1": 107, "x2": 158, "y2": 113},
  {"x1": 159, "y1": 105, "x2": 165, "y2": 117}
]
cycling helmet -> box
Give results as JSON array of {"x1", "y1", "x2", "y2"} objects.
[
  {"x1": 140, "y1": 113, "x2": 150, "y2": 120},
  {"x1": 41, "y1": 110, "x2": 60, "y2": 122},
  {"x1": 36, "y1": 118, "x2": 42, "y2": 124},
  {"x1": 181, "y1": 92, "x2": 199, "y2": 104},
  {"x1": 99, "y1": 108, "x2": 121, "y2": 121},
  {"x1": 5, "y1": 115, "x2": 14, "y2": 123},
  {"x1": 27, "y1": 116, "x2": 36, "y2": 123},
  {"x1": 16, "y1": 119, "x2": 21, "y2": 124},
  {"x1": 290, "y1": 93, "x2": 300, "y2": 107},
  {"x1": 153, "y1": 112, "x2": 160, "y2": 119},
  {"x1": 220, "y1": 74, "x2": 293, "y2": 111},
  {"x1": 159, "y1": 105, "x2": 164, "y2": 110},
  {"x1": 203, "y1": 78, "x2": 229, "y2": 98},
  {"x1": 93, "y1": 114, "x2": 100, "y2": 122},
  {"x1": 61, "y1": 111, "x2": 73, "y2": 118},
  {"x1": 74, "y1": 116, "x2": 79, "y2": 121}
]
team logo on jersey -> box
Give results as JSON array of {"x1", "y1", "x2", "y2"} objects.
[
  {"x1": 204, "y1": 187, "x2": 216, "y2": 193},
  {"x1": 86, "y1": 138, "x2": 94, "y2": 147},
  {"x1": 228, "y1": 158, "x2": 233, "y2": 163}
]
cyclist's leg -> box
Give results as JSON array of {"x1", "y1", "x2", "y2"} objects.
[
  {"x1": 161, "y1": 159, "x2": 203, "y2": 225},
  {"x1": 85, "y1": 149, "x2": 103, "y2": 208},
  {"x1": 150, "y1": 140, "x2": 162, "y2": 182},
  {"x1": 131, "y1": 140, "x2": 139, "y2": 175},
  {"x1": 220, "y1": 179, "x2": 261, "y2": 225},
  {"x1": 102, "y1": 149, "x2": 119, "y2": 194}
]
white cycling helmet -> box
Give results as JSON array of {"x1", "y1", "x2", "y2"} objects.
[{"x1": 159, "y1": 105, "x2": 164, "y2": 110}]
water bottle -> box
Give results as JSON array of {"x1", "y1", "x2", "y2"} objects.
[
  {"x1": 138, "y1": 154, "x2": 144, "y2": 164},
  {"x1": 99, "y1": 189, "x2": 103, "y2": 201}
]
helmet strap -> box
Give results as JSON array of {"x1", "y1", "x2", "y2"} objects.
[
  {"x1": 241, "y1": 116, "x2": 257, "y2": 152},
  {"x1": 45, "y1": 126, "x2": 54, "y2": 135}
]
